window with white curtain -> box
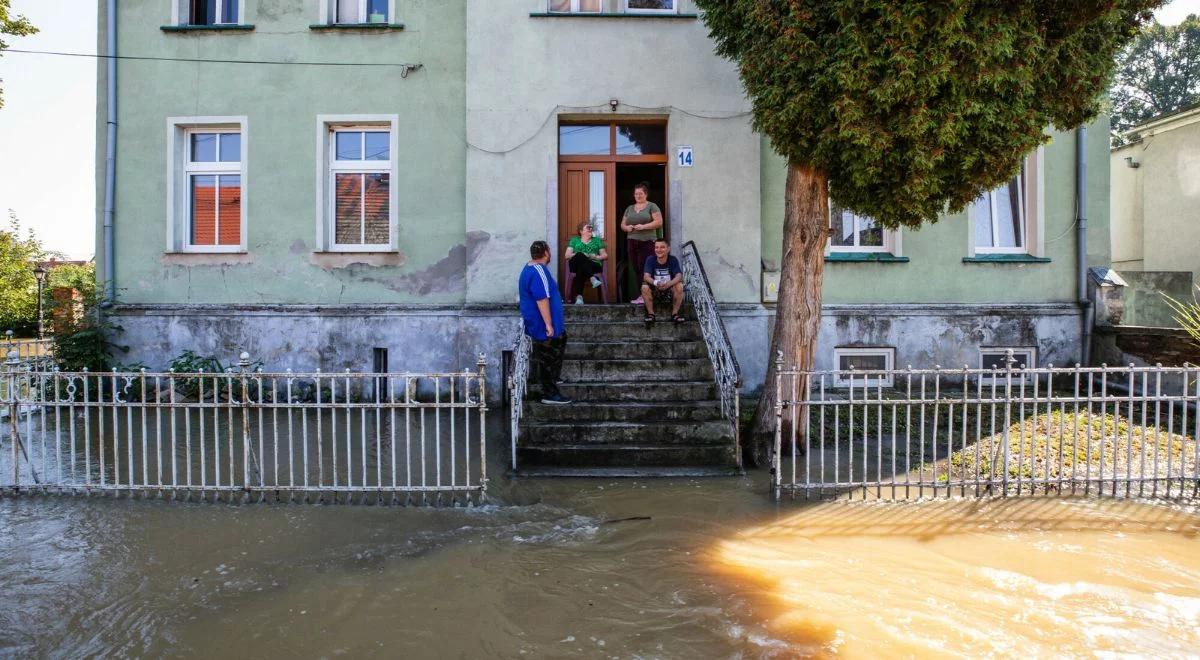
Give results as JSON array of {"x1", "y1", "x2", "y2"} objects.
[
  {"x1": 548, "y1": 0, "x2": 602, "y2": 13},
  {"x1": 973, "y1": 170, "x2": 1025, "y2": 253}
]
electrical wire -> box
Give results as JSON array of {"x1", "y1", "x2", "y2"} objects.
[{"x1": 2, "y1": 48, "x2": 419, "y2": 68}]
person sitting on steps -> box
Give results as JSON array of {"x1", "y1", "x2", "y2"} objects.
[
  {"x1": 641, "y1": 238, "x2": 685, "y2": 324},
  {"x1": 564, "y1": 220, "x2": 607, "y2": 304}
]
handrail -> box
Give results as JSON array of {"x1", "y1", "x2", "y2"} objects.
[
  {"x1": 680, "y1": 241, "x2": 742, "y2": 467},
  {"x1": 508, "y1": 333, "x2": 532, "y2": 472}
]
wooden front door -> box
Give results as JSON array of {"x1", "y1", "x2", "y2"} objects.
[{"x1": 558, "y1": 161, "x2": 616, "y2": 297}]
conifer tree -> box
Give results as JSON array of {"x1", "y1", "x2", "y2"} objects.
[{"x1": 694, "y1": 0, "x2": 1161, "y2": 458}]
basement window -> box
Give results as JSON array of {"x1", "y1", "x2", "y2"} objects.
[
  {"x1": 833, "y1": 347, "x2": 895, "y2": 388},
  {"x1": 979, "y1": 347, "x2": 1037, "y2": 385}
]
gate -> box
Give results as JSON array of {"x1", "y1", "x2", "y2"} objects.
[
  {"x1": 2, "y1": 352, "x2": 488, "y2": 505},
  {"x1": 773, "y1": 353, "x2": 1200, "y2": 501}
]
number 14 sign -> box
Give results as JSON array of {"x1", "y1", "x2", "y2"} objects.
[{"x1": 676, "y1": 145, "x2": 694, "y2": 167}]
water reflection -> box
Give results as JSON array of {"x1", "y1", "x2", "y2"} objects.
[{"x1": 712, "y1": 498, "x2": 1200, "y2": 657}]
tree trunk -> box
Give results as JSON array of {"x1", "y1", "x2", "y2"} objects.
[{"x1": 747, "y1": 161, "x2": 828, "y2": 465}]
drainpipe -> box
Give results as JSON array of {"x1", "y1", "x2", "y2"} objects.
[
  {"x1": 1076, "y1": 126, "x2": 1093, "y2": 365},
  {"x1": 101, "y1": 0, "x2": 117, "y2": 309}
]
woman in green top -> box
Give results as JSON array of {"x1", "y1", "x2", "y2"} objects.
[
  {"x1": 564, "y1": 220, "x2": 608, "y2": 303},
  {"x1": 620, "y1": 182, "x2": 663, "y2": 304}
]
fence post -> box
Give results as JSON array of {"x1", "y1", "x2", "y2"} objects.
[
  {"x1": 239, "y1": 351, "x2": 252, "y2": 494},
  {"x1": 773, "y1": 350, "x2": 784, "y2": 499},
  {"x1": 6, "y1": 350, "x2": 19, "y2": 488},
  {"x1": 477, "y1": 353, "x2": 488, "y2": 498}
]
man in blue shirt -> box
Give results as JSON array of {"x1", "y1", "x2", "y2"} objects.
[
  {"x1": 519, "y1": 240, "x2": 571, "y2": 404},
  {"x1": 640, "y1": 238, "x2": 686, "y2": 324}
]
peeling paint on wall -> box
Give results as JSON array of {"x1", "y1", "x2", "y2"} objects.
[{"x1": 362, "y1": 231, "x2": 491, "y2": 295}]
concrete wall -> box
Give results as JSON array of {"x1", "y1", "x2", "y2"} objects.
[
  {"x1": 463, "y1": 0, "x2": 761, "y2": 304},
  {"x1": 97, "y1": 0, "x2": 468, "y2": 306},
  {"x1": 1110, "y1": 111, "x2": 1200, "y2": 282}
]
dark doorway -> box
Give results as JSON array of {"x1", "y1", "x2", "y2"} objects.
[{"x1": 615, "y1": 163, "x2": 668, "y2": 302}]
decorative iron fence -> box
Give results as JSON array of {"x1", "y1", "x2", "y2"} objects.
[
  {"x1": 773, "y1": 353, "x2": 1200, "y2": 501},
  {"x1": 1, "y1": 352, "x2": 489, "y2": 505},
  {"x1": 2, "y1": 331, "x2": 53, "y2": 372},
  {"x1": 681, "y1": 241, "x2": 742, "y2": 467},
  {"x1": 508, "y1": 333, "x2": 531, "y2": 472}
]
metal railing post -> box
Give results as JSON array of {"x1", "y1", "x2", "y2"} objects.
[
  {"x1": 477, "y1": 353, "x2": 488, "y2": 500},
  {"x1": 6, "y1": 350, "x2": 19, "y2": 488},
  {"x1": 773, "y1": 351, "x2": 784, "y2": 499}
]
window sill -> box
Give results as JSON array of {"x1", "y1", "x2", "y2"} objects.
[
  {"x1": 309, "y1": 23, "x2": 406, "y2": 31},
  {"x1": 161, "y1": 24, "x2": 255, "y2": 32},
  {"x1": 529, "y1": 12, "x2": 698, "y2": 19},
  {"x1": 162, "y1": 252, "x2": 253, "y2": 266},
  {"x1": 825, "y1": 253, "x2": 909, "y2": 263},
  {"x1": 962, "y1": 254, "x2": 1051, "y2": 264},
  {"x1": 310, "y1": 251, "x2": 404, "y2": 269}
]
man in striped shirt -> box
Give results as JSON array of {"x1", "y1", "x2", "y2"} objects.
[{"x1": 519, "y1": 240, "x2": 571, "y2": 404}]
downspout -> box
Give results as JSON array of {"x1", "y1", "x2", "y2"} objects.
[
  {"x1": 1075, "y1": 126, "x2": 1093, "y2": 365},
  {"x1": 101, "y1": 0, "x2": 117, "y2": 309}
]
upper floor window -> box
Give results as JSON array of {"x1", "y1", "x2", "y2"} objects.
[
  {"x1": 548, "y1": 0, "x2": 601, "y2": 13},
  {"x1": 828, "y1": 204, "x2": 899, "y2": 255},
  {"x1": 315, "y1": 116, "x2": 400, "y2": 253},
  {"x1": 335, "y1": 0, "x2": 389, "y2": 24},
  {"x1": 625, "y1": 0, "x2": 677, "y2": 13},
  {"x1": 973, "y1": 169, "x2": 1025, "y2": 253},
  {"x1": 188, "y1": 0, "x2": 240, "y2": 26},
  {"x1": 167, "y1": 117, "x2": 248, "y2": 253}
]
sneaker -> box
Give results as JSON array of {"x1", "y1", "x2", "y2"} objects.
[
  {"x1": 575, "y1": 295, "x2": 584, "y2": 305},
  {"x1": 589, "y1": 275, "x2": 602, "y2": 289},
  {"x1": 631, "y1": 296, "x2": 644, "y2": 305},
  {"x1": 540, "y1": 392, "x2": 573, "y2": 405}
]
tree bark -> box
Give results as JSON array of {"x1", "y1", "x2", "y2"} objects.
[{"x1": 747, "y1": 161, "x2": 828, "y2": 465}]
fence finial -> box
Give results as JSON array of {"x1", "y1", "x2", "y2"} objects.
[
  {"x1": 238, "y1": 352, "x2": 251, "y2": 373},
  {"x1": 775, "y1": 350, "x2": 784, "y2": 371},
  {"x1": 1004, "y1": 348, "x2": 1016, "y2": 370},
  {"x1": 4, "y1": 350, "x2": 18, "y2": 366}
]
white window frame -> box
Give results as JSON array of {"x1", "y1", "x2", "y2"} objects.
[
  {"x1": 825, "y1": 203, "x2": 901, "y2": 255},
  {"x1": 624, "y1": 0, "x2": 679, "y2": 14},
  {"x1": 833, "y1": 347, "x2": 895, "y2": 388},
  {"x1": 172, "y1": 0, "x2": 245, "y2": 26},
  {"x1": 979, "y1": 347, "x2": 1037, "y2": 384},
  {"x1": 318, "y1": 0, "x2": 396, "y2": 24},
  {"x1": 166, "y1": 116, "x2": 248, "y2": 254},
  {"x1": 548, "y1": 0, "x2": 603, "y2": 14},
  {"x1": 967, "y1": 147, "x2": 1045, "y2": 257},
  {"x1": 315, "y1": 115, "x2": 400, "y2": 253}
]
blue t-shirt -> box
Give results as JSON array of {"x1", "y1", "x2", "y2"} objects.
[
  {"x1": 518, "y1": 263, "x2": 565, "y2": 341},
  {"x1": 643, "y1": 255, "x2": 682, "y2": 283}
]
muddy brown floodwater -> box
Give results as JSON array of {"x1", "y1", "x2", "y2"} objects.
[{"x1": 1, "y1": 441, "x2": 1198, "y2": 657}]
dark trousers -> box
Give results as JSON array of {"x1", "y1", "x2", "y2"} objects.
[
  {"x1": 531, "y1": 334, "x2": 567, "y2": 397},
  {"x1": 626, "y1": 238, "x2": 656, "y2": 298},
  {"x1": 568, "y1": 253, "x2": 603, "y2": 297}
]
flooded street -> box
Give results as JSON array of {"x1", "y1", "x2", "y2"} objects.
[{"x1": 2, "y1": 470, "x2": 1198, "y2": 658}]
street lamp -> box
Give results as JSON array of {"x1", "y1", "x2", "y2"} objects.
[{"x1": 32, "y1": 264, "x2": 47, "y2": 340}]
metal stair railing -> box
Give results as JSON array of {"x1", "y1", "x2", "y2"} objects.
[
  {"x1": 681, "y1": 241, "x2": 743, "y2": 467},
  {"x1": 508, "y1": 333, "x2": 532, "y2": 472}
]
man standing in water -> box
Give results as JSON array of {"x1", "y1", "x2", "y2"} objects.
[{"x1": 519, "y1": 240, "x2": 572, "y2": 404}]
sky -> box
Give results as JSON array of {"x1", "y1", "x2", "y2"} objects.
[{"x1": 0, "y1": 0, "x2": 1198, "y2": 259}]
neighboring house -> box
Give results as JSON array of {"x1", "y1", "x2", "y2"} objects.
[
  {"x1": 97, "y1": 0, "x2": 1112, "y2": 392},
  {"x1": 1110, "y1": 104, "x2": 1200, "y2": 285}
]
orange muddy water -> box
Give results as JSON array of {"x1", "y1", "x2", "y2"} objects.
[{"x1": 1, "y1": 468, "x2": 1197, "y2": 657}]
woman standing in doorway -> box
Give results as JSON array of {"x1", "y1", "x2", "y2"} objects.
[{"x1": 620, "y1": 181, "x2": 664, "y2": 305}]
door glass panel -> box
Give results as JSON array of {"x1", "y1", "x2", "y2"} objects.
[
  {"x1": 559, "y1": 125, "x2": 610, "y2": 155},
  {"x1": 615, "y1": 124, "x2": 666, "y2": 155},
  {"x1": 588, "y1": 170, "x2": 605, "y2": 238}
]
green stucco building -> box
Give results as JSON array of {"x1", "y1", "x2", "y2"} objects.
[{"x1": 97, "y1": 0, "x2": 1112, "y2": 392}]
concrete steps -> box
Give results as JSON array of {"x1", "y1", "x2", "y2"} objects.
[{"x1": 515, "y1": 304, "x2": 739, "y2": 476}]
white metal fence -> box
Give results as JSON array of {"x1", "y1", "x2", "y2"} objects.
[
  {"x1": 1, "y1": 331, "x2": 53, "y2": 372},
  {"x1": 2, "y1": 352, "x2": 489, "y2": 505},
  {"x1": 773, "y1": 354, "x2": 1200, "y2": 501}
]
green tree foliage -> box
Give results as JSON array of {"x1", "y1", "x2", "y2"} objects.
[
  {"x1": 1110, "y1": 14, "x2": 1200, "y2": 143},
  {"x1": 0, "y1": 0, "x2": 38, "y2": 109},
  {"x1": 696, "y1": 0, "x2": 1160, "y2": 228},
  {"x1": 0, "y1": 211, "x2": 46, "y2": 333}
]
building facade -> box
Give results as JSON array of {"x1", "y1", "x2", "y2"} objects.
[{"x1": 97, "y1": 0, "x2": 1112, "y2": 392}]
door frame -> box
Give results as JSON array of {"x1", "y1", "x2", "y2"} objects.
[{"x1": 557, "y1": 118, "x2": 670, "y2": 301}]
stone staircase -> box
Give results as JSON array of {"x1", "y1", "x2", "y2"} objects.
[{"x1": 516, "y1": 304, "x2": 739, "y2": 477}]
